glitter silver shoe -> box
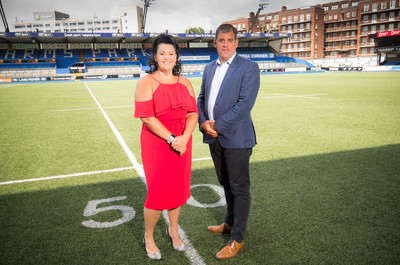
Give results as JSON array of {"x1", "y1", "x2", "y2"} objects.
[
  {"x1": 166, "y1": 228, "x2": 185, "y2": 251},
  {"x1": 143, "y1": 238, "x2": 162, "y2": 260}
]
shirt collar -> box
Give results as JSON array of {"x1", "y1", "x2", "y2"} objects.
[{"x1": 216, "y1": 52, "x2": 236, "y2": 66}]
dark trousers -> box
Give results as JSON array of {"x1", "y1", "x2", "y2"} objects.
[{"x1": 209, "y1": 139, "x2": 252, "y2": 242}]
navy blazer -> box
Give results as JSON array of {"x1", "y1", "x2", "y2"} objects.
[{"x1": 197, "y1": 54, "x2": 260, "y2": 148}]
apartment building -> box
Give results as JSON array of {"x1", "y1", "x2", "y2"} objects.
[
  {"x1": 224, "y1": 0, "x2": 400, "y2": 59},
  {"x1": 11, "y1": 6, "x2": 144, "y2": 33}
]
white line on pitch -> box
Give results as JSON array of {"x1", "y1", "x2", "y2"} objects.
[
  {"x1": 0, "y1": 157, "x2": 211, "y2": 186},
  {"x1": 0, "y1": 167, "x2": 134, "y2": 186},
  {"x1": 263, "y1": 93, "x2": 326, "y2": 99},
  {"x1": 83, "y1": 82, "x2": 206, "y2": 265},
  {"x1": 50, "y1": 105, "x2": 133, "y2": 112}
]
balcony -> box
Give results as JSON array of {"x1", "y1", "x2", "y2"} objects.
[{"x1": 325, "y1": 46, "x2": 341, "y2": 51}]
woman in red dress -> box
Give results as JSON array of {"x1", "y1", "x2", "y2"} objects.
[{"x1": 134, "y1": 34, "x2": 198, "y2": 260}]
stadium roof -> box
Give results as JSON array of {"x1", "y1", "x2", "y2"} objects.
[{"x1": 0, "y1": 32, "x2": 291, "y2": 45}]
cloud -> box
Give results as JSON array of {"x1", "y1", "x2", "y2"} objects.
[{"x1": 0, "y1": 0, "x2": 337, "y2": 32}]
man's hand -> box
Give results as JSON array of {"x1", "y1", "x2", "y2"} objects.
[{"x1": 201, "y1": 120, "x2": 218, "y2": 138}]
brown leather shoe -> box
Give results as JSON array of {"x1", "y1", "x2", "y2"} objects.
[
  {"x1": 207, "y1": 223, "x2": 232, "y2": 234},
  {"x1": 215, "y1": 240, "x2": 245, "y2": 260}
]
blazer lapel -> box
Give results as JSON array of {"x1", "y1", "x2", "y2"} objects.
[{"x1": 205, "y1": 62, "x2": 218, "y2": 107}]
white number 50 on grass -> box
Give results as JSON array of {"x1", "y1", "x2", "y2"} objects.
[{"x1": 82, "y1": 196, "x2": 136, "y2": 228}]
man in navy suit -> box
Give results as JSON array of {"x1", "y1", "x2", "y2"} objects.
[{"x1": 197, "y1": 23, "x2": 260, "y2": 260}]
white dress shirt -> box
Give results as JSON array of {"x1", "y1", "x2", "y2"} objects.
[{"x1": 208, "y1": 53, "x2": 236, "y2": 120}]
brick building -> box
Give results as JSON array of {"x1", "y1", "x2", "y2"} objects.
[{"x1": 223, "y1": 0, "x2": 400, "y2": 59}]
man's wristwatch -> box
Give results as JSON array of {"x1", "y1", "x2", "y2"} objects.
[{"x1": 167, "y1": 134, "x2": 176, "y2": 144}]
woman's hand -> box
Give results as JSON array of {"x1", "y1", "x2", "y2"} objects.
[{"x1": 171, "y1": 135, "x2": 188, "y2": 155}]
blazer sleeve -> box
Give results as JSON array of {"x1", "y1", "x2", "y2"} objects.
[{"x1": 197, "y1": 63, "x2": 210, "y2": 127}]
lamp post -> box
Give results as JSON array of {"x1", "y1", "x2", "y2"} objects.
[
  {"x1": 141, "y1": 0, "x2": 155, "y2": 33},
  {"x1": 248, "y1": 0, "x2": 269, "y2": 33}
]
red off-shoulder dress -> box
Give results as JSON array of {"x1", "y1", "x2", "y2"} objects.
[{"x1": 134, "y1": 76, "x2": 198, "y2": 210}]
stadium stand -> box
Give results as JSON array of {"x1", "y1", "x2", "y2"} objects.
[{"x1": 0, "y1": 32, "x2": 324, "y2": 81}]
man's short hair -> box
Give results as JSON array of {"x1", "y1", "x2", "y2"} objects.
[{"x1": 215, "y1": 24, "x2": 238, "y2": 40}]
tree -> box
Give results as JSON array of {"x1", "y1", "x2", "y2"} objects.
[{"x1": 185, "y1": 27, "x2": 205, "y2": 34}]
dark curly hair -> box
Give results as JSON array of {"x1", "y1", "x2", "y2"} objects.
[{"x1": 146, "y1": 34, "x2": 182, "y2": 75}]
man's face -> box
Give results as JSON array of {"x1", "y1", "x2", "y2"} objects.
[{"x1": 214, "y1": 31, "x2": 238, "y2": 64}]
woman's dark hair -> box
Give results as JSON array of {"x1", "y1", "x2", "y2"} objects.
[{"x1": 146, "y1": 34, "x2": 182, "y2": 75}]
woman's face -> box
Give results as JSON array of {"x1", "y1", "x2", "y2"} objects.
[{"x1": 155, "y1": 43, "x2": 177, "y2": 72}]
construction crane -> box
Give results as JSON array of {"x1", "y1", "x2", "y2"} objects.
[
  {"x1": 0, "y1": 0, "x2": 9, "y2": 32},
  {"x1": 141, "y1": 0, "x2": 155, "y2": 33},
  {"x1": 248, "y1": 0, "x2": 269, "y2": 33}
]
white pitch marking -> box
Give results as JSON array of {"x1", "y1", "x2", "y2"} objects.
[
  {"x1": 83, "y1": 82, "x2": 206, "y2": 265},
  {"x1": 192, "y1": 157, "x2": 212, "y2": 162},
  {"x1": 0, "y1": 157, "x2": 211, "y2": 186},
  {"x1": 263, "y1": 93, "x2": 326, "y2": 99},
  {"x1": 50, "y1": 105, "x2": 133, "y2": 112},
  {"x1": 0, "y1": 167, "x2": 134, "y2": 186}
]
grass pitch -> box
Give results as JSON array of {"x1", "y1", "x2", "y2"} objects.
[{"x1": 1, "y1": 72, "x2": 399, "y2": 265}]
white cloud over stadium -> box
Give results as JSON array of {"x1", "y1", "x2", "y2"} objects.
[{"x1": 1, "y1": 0, "x2": 337, "y2": 33}]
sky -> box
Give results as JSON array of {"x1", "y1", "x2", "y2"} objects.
[{"x1": 1, "y1": 0, "x2": 337, "y2": 33}]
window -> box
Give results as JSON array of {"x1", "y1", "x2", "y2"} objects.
[
  {"x1": 390, "y1": 0, "x2": 396, "y2": 8},
  {"x1": 346, "y1": 12, "x2": 351, "y2": 18},
  {"x1": 306, "y1": 13, "x2": 311, "y2": 20},
  {"x1": 380, "y1": 13, "x2": 386, "y2": 20},
  {"x1": 294, "y1": 16, "x2": 298, "y2": 22},
  {"x1": 389, "y1": 11, "x2": 395, "y2": 20},
  {"x1": 364, "y1": 4, "x2": 369, "y2": 12},
  {"x1": 332, "y1": 5, "x2": 338, "y2": 10},
  {"x1": 364, "y1": 15, "x2": 369, "y2": 21},
  {"x1": 362, "y1": 37, "x2": 367, "y2": 44},
  {"x1": 372, "y1": 14, "x2": 377, "y2": 21},
  {"x1": 372, "y1": 3, "x2": 378, "y2": 11},
  {"x1": 300, "y1": 14, "x2": 304, "y2": 21},
  {"x1": 380, "y1": 24, "x2": 385, "y2": 31},
  {"x1": 388, "y1": 23, "x2": 394, "y2": 30},
  {"x1": 381, "y1": 2, "x2": 387, "y2": 9}
]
